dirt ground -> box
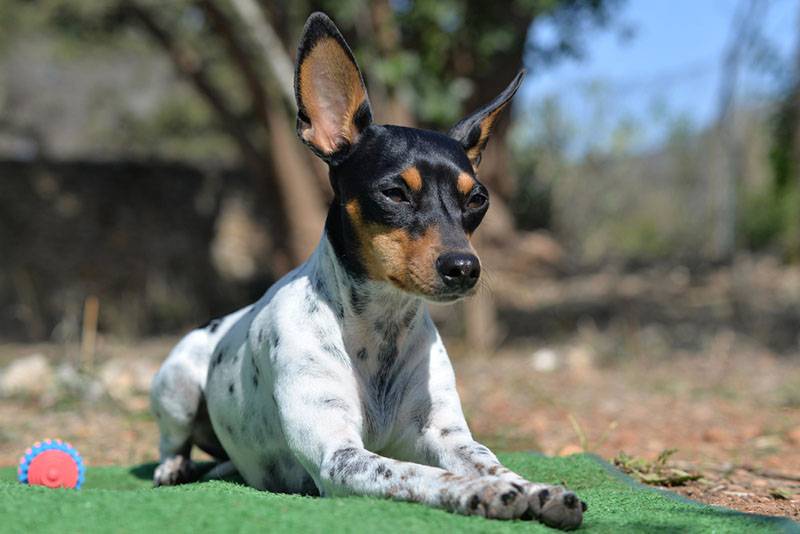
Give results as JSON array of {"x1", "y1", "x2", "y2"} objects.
[{"x1": 0, "y1": 334, "x2": 798, "y2": 520}]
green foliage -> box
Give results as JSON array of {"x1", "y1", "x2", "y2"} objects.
[
  {"x1": 319, "y1": 0, "x2": 623, "y2": 127},
  {"x1": 1, "y1": 0, "x2": 624, "y2": 155},
  {"x1": 510, "y1": 95, "x2": 574, "y2": 230},
  {"x1": 740, "y1": 183, "x2": 800, "y2": 258},
  {"x1": 611, "y1": 216, "x2": 675, "y2": 260},
  {"x1": 763, "y1": 80, "x2": 800, "y2": 261}
]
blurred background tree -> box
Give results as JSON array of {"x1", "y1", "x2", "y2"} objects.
[
  {"x1": 1, "y1": 0, "x2": 798, "y2": 346},
  {"x1": 0, "y1": 0, "x2": 623, "y2": 268}
]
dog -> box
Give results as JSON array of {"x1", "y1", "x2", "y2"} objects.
[{"x1": 150, "y1": 12, "x2": 585, "y2": 529}]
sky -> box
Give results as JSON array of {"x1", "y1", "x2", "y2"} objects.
[{"x1": 520, "y1": 0, "x2": 798, "y2": 153}]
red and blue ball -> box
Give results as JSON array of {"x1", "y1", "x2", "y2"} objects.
[{"x1": 18, "y1": 439, "x2": 85, "y2": 489}]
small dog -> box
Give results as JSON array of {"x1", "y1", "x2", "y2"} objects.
[{"x1": 150, "y1": 12, "x2": 585, "y2": 529}]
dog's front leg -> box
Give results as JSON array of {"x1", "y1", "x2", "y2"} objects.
[
  {"x1": 424, "y1": 432, "x2": 585, "y2": 529},
  {"x1": 272, "y1": 350, "x2": 528, "y2": 519},
  {"x1": 403, "y1": 343, "x2": 586, "y2": 529},
  {"x1": 319, "y1": 444, "x2": 534, "y2": 519}
]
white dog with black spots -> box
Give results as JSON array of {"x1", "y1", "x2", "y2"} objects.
[{"x1": 150, "y1": 12, "x2": 585, "y2": 530}]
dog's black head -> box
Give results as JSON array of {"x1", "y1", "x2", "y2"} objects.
[{"x1": 295, "y1": 12, "x2": 524, "y2": 302}]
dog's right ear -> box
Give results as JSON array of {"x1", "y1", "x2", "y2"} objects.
[{"x1": 294, "y1": 12, "x2": 372, "y2": 164}]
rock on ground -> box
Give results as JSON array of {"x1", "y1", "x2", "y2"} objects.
[{"x1": 0, "y1": 354, "x2": 54, "y2": 397}]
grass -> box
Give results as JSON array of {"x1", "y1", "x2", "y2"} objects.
[{"x1": 1, "y1": 453, "x2": 797, "y2": 533}]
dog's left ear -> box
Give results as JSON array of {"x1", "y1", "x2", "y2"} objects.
[
  {"x1": 448, "y1": 70, "x2": 525, "y2": 172},
  {"x1": 294, "y1": 12, "x2": 372, "y2": 164}
]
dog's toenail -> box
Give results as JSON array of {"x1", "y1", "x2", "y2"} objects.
[
  {"x1": 563, "y1": 493, "x2": 577, "y2": 509},
  {"x1": 538, "y1": 489, "x2": 550, "y2": 507},
  {"x1": 501, "y1": 491, "x2": 517, "y2": 505}
]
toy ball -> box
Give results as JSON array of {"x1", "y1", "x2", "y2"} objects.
[{"x1": 17, "y1": 439, "x2": 85, "y2": 489}]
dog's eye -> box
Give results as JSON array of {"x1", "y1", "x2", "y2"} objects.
[
  {"x1": 466, "y1": 192, "x2": 488, "y2": 210},
  {"x1": 382, "y1": 187, "x2": 409, "y2": 204}
]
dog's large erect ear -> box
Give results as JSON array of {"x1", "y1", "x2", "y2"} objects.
[
  {"x1": 448, "y1": 70, "x2": 525, "y2": 172},
  {"x1": 294, "y1": 12, "x2": 372, "y2": 163}
]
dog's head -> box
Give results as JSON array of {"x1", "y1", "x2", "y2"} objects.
[{"x1": 295, "y1": 13, "x2": 523, "y2": 302}]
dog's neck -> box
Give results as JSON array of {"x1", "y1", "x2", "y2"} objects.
[{"x1": 309, "y1": 233, "x2": 426, "y2": 351}]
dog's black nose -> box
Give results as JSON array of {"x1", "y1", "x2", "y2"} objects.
[{"x1": 436, "y1": 252, "x2": 481, "y2": 289}]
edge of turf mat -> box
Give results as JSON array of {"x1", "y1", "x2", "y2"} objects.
[
  {"x1": 1, "y1": 453, "x2": 797, "y2": 533},
  {"x1": 584, "y1": 453, "x2": 800, "y2": 533}
]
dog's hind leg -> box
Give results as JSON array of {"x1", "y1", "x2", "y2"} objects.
[
  {"x1": 150, "y1": 330, "x2": 214, "y2": 486},
  {"x1": 201, "y1": 461, "x2": 238, "y2": 482}
]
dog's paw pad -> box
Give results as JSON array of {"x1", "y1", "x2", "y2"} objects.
[
  {"x1": 562, "y1": 492, "x2": 578, "y2": 509},
  {"x1": 538, "y1": 488, "x2": 551, "y2": 507},
  {"x1": 455, "y1": 479, "x2": 528, "y2": 519},
  {"x1": 526, "y1": 485, "x2": 585, "y2": 530}
]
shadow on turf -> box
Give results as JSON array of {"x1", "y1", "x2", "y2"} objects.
[
  {"x1": 129, "y1": 463, "x2": 157, "y2": 480},
  {"x1": 124, "y1": 456, "x2": 798, "y2": 533},
  {"x1": 129, "y1": 462, "x2": 246, "y2": 485}
]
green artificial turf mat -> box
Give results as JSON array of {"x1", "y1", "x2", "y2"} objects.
[{"x1": 2, "y1": 453, "x2": 797, "y2": 533}]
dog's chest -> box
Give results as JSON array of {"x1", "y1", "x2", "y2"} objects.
[{"x1": 341, "y1": 306, "x2": 427, "y2": 447}]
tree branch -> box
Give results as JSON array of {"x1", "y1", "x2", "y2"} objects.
[
  {"x1": 196, "y1": 0, "x2": 326, "y2": 261},
  {"x1": 195, "y1": 0, "x2": 270, "y2": 127},
  {"x1": 228, "y1": 0, "x2": 296, "y2": 110},
  {"x1": 118, "y1": 0, "x2": 267, "y2": 175}
]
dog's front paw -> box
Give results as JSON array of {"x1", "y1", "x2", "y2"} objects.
[
  {"x1": 522, "y1": 484, "x2": 586, "y2": 530},
  {"x1": 153, "y1": 455, "x2": 197, "y2": 487},
  {"x1": 449, "y1": 478, "x2": 529, "y2": 519}
]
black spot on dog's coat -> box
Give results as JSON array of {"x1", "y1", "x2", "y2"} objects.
[
  {"x1": 403, "y1": 307, "x2": 418, "y2": 327},
  {"x1": 305, "y1": 294, "x2": 320, "y2": 314},
  {"x1": 228, "y1": 383, "x2": 235, "y2": 394},
  {"x1": 440, "y1": 426, "x2": 464, "y2": 438},
  {"x1": 321, "y1": 342, "x2": 347, "y2": 362},
  {"x1": 501, "y1": 491, "x2": 517, "y2": 505},
  {"x1": 412, "y1": 410, "x2": 430, "y2": 433},
  {"x1": 349, "y1": 286, "x2": 367, "y2": 315},
  {"x1": 199, "y1": 318, "x2": 222, "y2": 333},
  {"x1": 329, "y1": 447, "x2": 371, "y2": 481},
  {"x1": 356, "y1": 348, "x2": 367, "y2": 360},
  {"x1": 318, "y1": 396, "x2": 349, "y2": 410},
  {"x1": 378, "y1": 323, "x2": 400, "y2": 363},
  {"x1": 469, "y1": 494, "x2": 481, "y2": 510},
  {"x1": 314, "y1": 279, "x2": 344, "y2": 318},
  {"x1": 539, "y1": 488, "x2": 551, "y2": 507}
]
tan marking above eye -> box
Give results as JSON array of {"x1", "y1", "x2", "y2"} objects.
[
  {"x1": 457, "y1": 172, "x2": 476, "y2": 197},
  {"x1": 299, "y1": 37, "x2": 367, "y2": 154},
  {"x1": 401, "y1": 167, "x2": 423, "y2": 192}
]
